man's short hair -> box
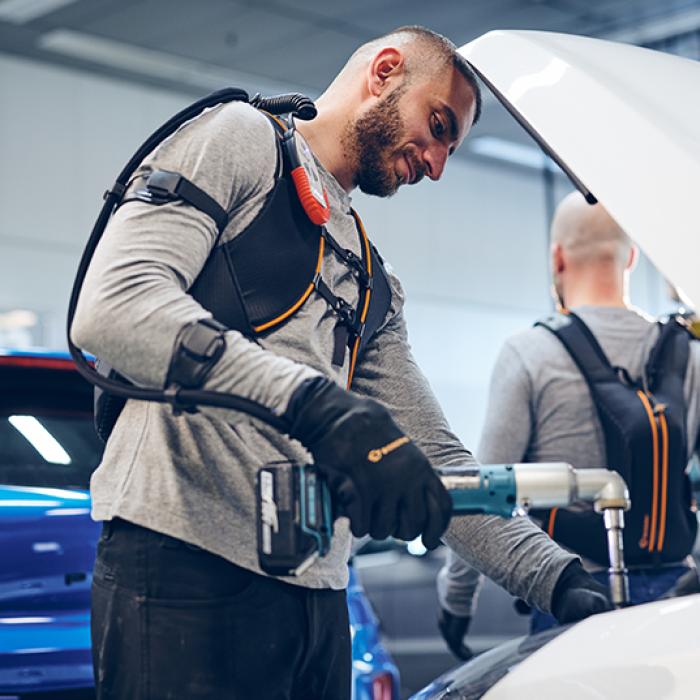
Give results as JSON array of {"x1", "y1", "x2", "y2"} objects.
[{"x1": 352, "y1": 25, "x2": 482, "y2": 125}]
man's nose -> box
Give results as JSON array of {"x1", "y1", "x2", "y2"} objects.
[{"x1": 423, "y1": 144, "x2": 449, "y2": 181}]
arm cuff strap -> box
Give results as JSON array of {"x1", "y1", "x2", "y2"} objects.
[{"x1": 166, "y1": 318, "x2": 228, "y2": 389}]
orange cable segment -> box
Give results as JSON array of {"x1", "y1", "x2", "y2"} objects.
[
  {"x1": 253, "y1": 237, "x2": 325, "y2": 333},
  {"x1": 657, "y1": 410, "x2": 669, "y2": 552},
  {"x1": 639, "y1": 514, "x2": 650, "y2": 549},
  {"x1": 547, "y1": 508, "x2": 558, "y2": 538},
  {"x1": 263, "y1": 112, "x2": 287, "y2": 131},
  {"x1": 637, "y1": 390, "x2": 659, "y2": 552},
  {"x1": 346, "y1": 338, "x2": 361, "y2": 389},
  {"x1": 346, "y1": 210, "x2": 372, "y2": 388},
  {"x1": 351, "y1": 210, "x2": 373, "y2": 325}
]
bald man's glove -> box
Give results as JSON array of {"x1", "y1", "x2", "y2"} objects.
[
  {"x1": 659, "y1": 568, "x2": 700, "y2": 599},
  {"x1": 438, "y1": 609, "x2": 474, "y2": 661},
  {"x1": 286, "y1": 377, "x2": 452, "y2": 547},
  {"x1": 551, "y1": 560, "x2": 612, "y2": 624}
]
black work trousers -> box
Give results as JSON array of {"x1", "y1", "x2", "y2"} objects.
[{"x1": 91, "y1": 518, "x2": 351, "y2": 700}]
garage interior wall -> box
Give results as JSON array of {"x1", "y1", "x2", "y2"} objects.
[{"x1": 0, "y1": 52, "x2": 672, "y2": 449}]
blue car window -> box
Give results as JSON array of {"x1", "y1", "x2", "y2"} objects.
[
  {"x1": 1, "y1": 415, "x2": 103, "y2": 489},
  {"x1": 1, "y1": 359, "x2": 103, "y2": 490}
]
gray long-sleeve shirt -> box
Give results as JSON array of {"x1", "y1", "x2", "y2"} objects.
[
  {"x1": 439, "y1": 306, "x2": 700, "y2": 617},
  {"x1": 72, "y1": 100, "x2": 574, "y2": 607}
]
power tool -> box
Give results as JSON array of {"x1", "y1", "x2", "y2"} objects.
[{"x1": 256, "y1": 461, "x2": 632, "y2": 605}]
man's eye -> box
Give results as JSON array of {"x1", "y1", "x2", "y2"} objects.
[{"x1": 431, "y1": 114, "x2": 445, "y2": 138}]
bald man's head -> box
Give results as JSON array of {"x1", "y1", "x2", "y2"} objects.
[{"x1": 551, "y1": 191, "x2": 632, "y2": 267}]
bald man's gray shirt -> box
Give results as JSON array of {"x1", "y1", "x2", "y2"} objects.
[
  {"x1": 440, "y1": 306, "x2": 700, "y2": 617},
  {"x1": 72, "y1": 100, "x2": 574, "y2": 609}
]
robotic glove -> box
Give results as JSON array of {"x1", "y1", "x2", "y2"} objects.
[
  {"x1": 437, "y1": 609, "x2": 474, "y2": 661},
  {"x1": 551, "y1": 560, "x2": 612, "y2": 624},
  {"x1": 286, "y1": 377, "x2": 452, "y2": 548}
]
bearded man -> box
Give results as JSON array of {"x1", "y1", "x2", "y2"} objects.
[{"x1": 72, "y1": 25, "x2": 608, "y2": 700}]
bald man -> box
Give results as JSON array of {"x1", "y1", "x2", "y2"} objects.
[
  {"x1": 438, "y1": 192, "x2": 700, "y2": 657},
  {"x1": 72, "y1": 27, "x2": 610, "y2": 700},
  {"x1": 550, "y1": 190, "x2": 636, "y2": 309}
]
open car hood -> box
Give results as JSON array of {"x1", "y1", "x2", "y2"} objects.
[{"x1": 459, "y1": 31, "x2": 700, "y2": 307}]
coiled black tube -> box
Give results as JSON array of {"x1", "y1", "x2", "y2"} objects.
[{"x1": 250, "y1": 93, "x2": 317, "y2": 121}]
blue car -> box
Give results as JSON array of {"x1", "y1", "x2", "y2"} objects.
[{"x1": 0, "y1": 349, "x2": 399, "y2": 699}]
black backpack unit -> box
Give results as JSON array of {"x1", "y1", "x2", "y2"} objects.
[{"x1": 536, "y1": 311, "x2": 697, "y2": 567}]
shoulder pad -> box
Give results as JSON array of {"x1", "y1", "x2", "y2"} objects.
[{"x1": 535, "y1": 312, "x2": 571, "y2": 332}]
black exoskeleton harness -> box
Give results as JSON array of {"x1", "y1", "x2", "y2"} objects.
[
  {"x1": 183, "y1": 114, "x2": 389, "y2": 374},
  {"x1": 70, "y1": 89, "x2": 392, "y2": 442},
  {"x1": 535, "y1": 311, "x2": 697, "y2": 567}
]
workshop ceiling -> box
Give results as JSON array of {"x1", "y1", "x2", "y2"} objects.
[{"x1": 1, "y1": 0, "x2": 700, "y2": 151}]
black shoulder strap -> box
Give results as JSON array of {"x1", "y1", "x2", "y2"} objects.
[
  {"x1": 645, "y1": 315, "x2": 692, "y2": 391},
  {"x1": 359, "y1": 244, "x2": 392, "y2": 356},
  {"x1": 348, "y1": 210, "x2": 392, "y2": 355},
  {"x1": 126, "y1": 169, "x2": 230, "y2": 233},
  {"x1": 122, "y1": 111, "x2": 290, "y2": 236},
  {"x1": 535, "y1": 311, "x2": 618, "y2": 384}
]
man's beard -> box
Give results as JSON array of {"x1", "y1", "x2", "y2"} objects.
[{"x1": 344, "y1": 85, "x2": 422, "y2": 197}]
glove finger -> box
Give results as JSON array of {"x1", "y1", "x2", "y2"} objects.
[
  {"x1": 422, "y1": 483, "x2": 453, "y2": 550},
  {"x1": 332, "y1": 479, "x2": 369, "y2": 538},
  {"x1": 396, "y1": 477, "x2": 428, "y2": 541},
  {"x1": 430, "y1": 472, "x2": 454, "y2": 521},
  {"x1": 557, "y1": 590, "x2": 611, "y2": 624},
  {"x1": 344, "y1": 502, "x2": 368, "y2": 538},
  {"x1": 368, "y1": 497, "x2": 399, "y2": 540},
  {"x1": 395, "y1": 492, "x2": 426, "y2": 542}
]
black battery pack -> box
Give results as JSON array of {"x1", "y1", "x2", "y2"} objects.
[{"x1": 256, "y1": 462, "x2": 331, "y2": 576}]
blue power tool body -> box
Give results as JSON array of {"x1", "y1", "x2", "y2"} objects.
[{"x1": 256, "y1": 462, "x2": 520, "y2": 576}]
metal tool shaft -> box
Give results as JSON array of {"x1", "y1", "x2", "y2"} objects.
[{"x1": 603, "y1": 508, "x2": 630, "y2": 607}]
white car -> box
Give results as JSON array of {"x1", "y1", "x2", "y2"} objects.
[{"x1": 413, "y1": 29, "x2": 700, "y2": 700}]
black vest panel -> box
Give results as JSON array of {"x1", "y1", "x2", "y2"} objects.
[
  {"x1": 536, "y1": 312, "x2": 697, "y2": 567},
  {"x1": 188, "y1": 117, "x2": 392, "y2": 355},
  {"x1": 189, "y1": 173, "x2": 321, "y2": 333}
]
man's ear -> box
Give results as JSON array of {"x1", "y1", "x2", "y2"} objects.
[
  {"x1": 551, "y1": 242, "x2": 565, "y2": 274},
  {"x1": 625, "y1": 243, "x2": 638, "y2": 272},
  {"x1": 367, "y1": 47, "x2": 405, "y2": 96}
]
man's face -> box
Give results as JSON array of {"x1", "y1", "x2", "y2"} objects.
[{"x1": 347, "y1": 66, "x2": 476, "y2": 197}]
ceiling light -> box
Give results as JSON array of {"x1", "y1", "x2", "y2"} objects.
[
  {"x1": 0, "y1": 0, "x2": 77, "y2": 24},
  {"x1": 8, "y1": 415, "x2": 71, "y2": 465}
]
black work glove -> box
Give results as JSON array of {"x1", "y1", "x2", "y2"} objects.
[
  {"x1": 437, "y1": 608, "x2": 473, "y2": 661},
  {"x1": 551, "y1": 560, "x2": 613, "y2": 624},
  {"x1": 659, "y1": 568, "x2": 700, "y2": 599},
  {"x1": 286, "y1": 377, "x2": 452, "y2": 548}
]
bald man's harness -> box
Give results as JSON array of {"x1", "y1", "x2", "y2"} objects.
[{"x1": 534, "y1": 311, "x2": 697, "y2": 567}]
